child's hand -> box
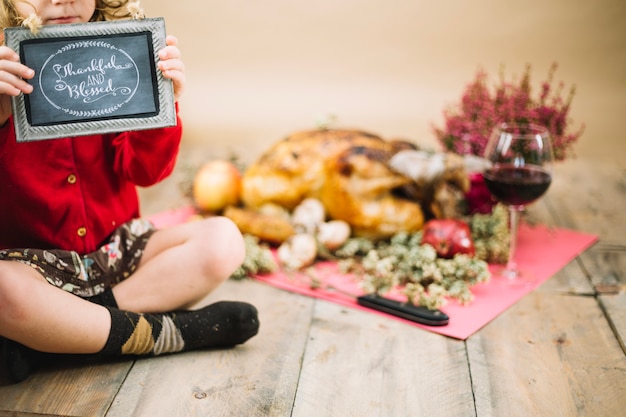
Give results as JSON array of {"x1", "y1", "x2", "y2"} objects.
[
  {"x1": 158, "y1": 35, "x2": 185, "y2": 103},
  {"x1": 0, "y1": 46, "x2": 34, "y2": 124}
]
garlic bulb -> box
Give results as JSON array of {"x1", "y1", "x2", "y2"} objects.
[
  {"x1": 317, "y1": 220, "x2": 351, "y2": 250},
  {"x1": 291, "y1": 198, "x2": 326, "y2": 234},
  {"x1": 277, "y1": 234, "x2": 318, "y2": 270}
]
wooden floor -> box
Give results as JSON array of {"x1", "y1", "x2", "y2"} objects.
[{"x1": 1, "y1": 156, "x2": 625, "y2": 417}]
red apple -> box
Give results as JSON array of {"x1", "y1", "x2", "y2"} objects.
[{"x1": 192, "y1": 160, "x2": 242, "y2": 212}]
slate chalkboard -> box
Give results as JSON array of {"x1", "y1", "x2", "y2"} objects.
[{"x1": 4, "y1": 18, "x2": 176, "y2": 142}]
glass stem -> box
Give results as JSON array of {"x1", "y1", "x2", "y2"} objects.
[{"x1": 505, "y1": 206, "x2": 524, "y2": 278}]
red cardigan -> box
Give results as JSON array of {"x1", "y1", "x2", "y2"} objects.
[{"x1": 0, "y1": 112, "x2": 183, "y2": 254}]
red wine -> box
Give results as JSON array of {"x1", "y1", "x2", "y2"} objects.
[{"x1": 483, "y1": 165, "x2": 551, "y2": 206}]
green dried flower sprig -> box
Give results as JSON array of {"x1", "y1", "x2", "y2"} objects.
[
  {"x1": 336, "y1": 231, "x2": 491, "y2": 309},
  {"x1": 469, "y1": 204, "x2": 510, "y2": 264},
  {"x1": 230, "y1": 234, "x2": 278, "y2": 280}
]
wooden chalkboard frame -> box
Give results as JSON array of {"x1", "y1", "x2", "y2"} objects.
[{"x1": 4, "y1": 18, "x2": 176, "y2": 142}]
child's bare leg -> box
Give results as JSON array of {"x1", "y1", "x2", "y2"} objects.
[
  {"x1": 0, "y1": 261, "x2": 110, "y2": 353},
  {"x1": 111, "y1": 217, "x2": 245, "y2": 313}
]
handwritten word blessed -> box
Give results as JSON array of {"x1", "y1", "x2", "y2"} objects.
[{"x1": 52, "y1": 55, "x2": 134, "y2": 103}]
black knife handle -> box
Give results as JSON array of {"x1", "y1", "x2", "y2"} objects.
[{"x1": 356, "y1": 294, "x2": 449, "y2": 326}]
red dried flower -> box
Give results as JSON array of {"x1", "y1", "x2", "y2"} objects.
[{"x1": 433, "y1": 64, "x2": 585, "y2": 161}]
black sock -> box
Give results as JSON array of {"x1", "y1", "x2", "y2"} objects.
[
  {"x1": 99, "y1": 301, "x2": 259, "y2": 357},
  {"x1": 1, "y1": 338, "x2": 47, "y2": 383},
  {"x1": 85, "y1": 288, "x2": 118, "y2": 308}
]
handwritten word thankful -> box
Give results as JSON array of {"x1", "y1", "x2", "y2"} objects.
[{"x1": 52, "y1": 56, "x2": 132, "y2": 79}]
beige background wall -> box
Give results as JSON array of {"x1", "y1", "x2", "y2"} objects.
[{"x1": 144, "y1": 0, "x2": 625, "y2": 163}]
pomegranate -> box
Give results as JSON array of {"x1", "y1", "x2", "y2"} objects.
[{"x1": 421, "y1": 219, "x2": 475, "y2": 258}]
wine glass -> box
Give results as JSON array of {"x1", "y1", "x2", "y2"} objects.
[{"x1": 482, "y1": 122, "x2": 554, "y2": 281}]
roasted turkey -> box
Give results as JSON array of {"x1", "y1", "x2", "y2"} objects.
[{"x1": 241, "y1": 129, "x2": 470, "y2": 239}]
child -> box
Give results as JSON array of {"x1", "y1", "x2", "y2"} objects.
[{"x1": 0, "y1": 0, "x2": 259, "y2": 383}]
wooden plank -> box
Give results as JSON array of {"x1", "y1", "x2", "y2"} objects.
[
  {"x1": 0, "y1": 409, "x2": 69, "y2": 416},
  {"x1": 600, "y1": 292, "x2": 626, "y2": 353},
  {"x1": 0, "y1": 359, "x2": 132, "y2": 417},
  {"x1": 468, "y1": 291, "x2": 626, "y2": 417},
  {"x1": 106, "y1": 279, "x2": 314, "y2": 417},
  {"x1": 292, "y1": 300, "x2": 476, "y2": 417},
  {"x1": 542, "y1": 158, "x2": 626, "y2": 356},
  {"x1": 546, "y1": 159, "x2": 626, "y2": 292}
]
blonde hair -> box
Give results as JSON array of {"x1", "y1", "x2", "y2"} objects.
[
  {"x1": 1, "y1": 0, "x2": 141, "y2": 32},
  {"x1": 0, "y1": 0, "x2": 23, "y2": 31}
]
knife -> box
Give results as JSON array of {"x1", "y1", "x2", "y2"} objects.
[
  {"x1": 356, "y1": 293, "x2": 449, "y2": 326},
  {"x1": 317, "y1": 283, "x2": 449, "y2": 326},
  {"x1": 298, "y1": 269, "x2": 449, "y2": 326}
]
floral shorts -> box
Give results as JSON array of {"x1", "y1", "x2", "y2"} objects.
[{"x1": 0, "y1": 219, "x2": 156, "y2": 298}]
